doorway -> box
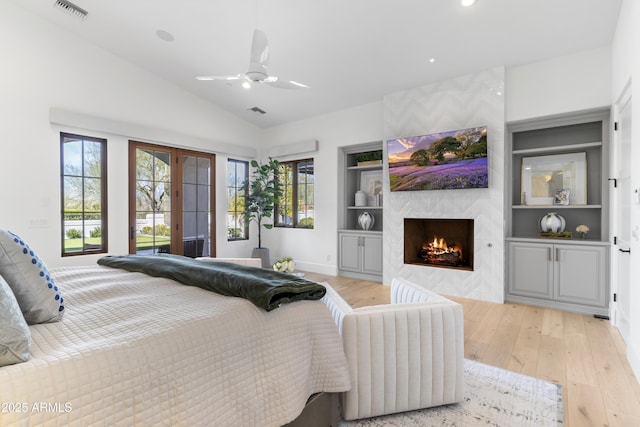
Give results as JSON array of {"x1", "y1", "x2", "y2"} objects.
[
  {"x1": 128, "y1": 141, "x2": 216, "y2": 257},
  {"x1": 612, "y1": 84, "x2": 632, "y2": 340}
]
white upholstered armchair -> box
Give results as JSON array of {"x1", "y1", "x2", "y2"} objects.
[{"x1": 322, "y1": 277, "x2": 464, "y2": 420}]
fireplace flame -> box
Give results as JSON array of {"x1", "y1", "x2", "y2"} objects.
[{"x1": 420, "y1": 236, "x2": 463, "y2": 265}]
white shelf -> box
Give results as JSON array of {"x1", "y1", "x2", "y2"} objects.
[
  {"x1": 347, "y1": 206, "x2": 383, "y2": 210},
  {"x1": 512, "y1": 204, "x2": 602, "y2": 209},
  {"x1": 512, "y1": 141, "x2": 602, "y2": 155},
  {"x1": 347, "y1": 164, "x2": 383, "y2": 171}
]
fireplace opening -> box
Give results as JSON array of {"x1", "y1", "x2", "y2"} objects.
[{"x1": 404, "y1": 218, "x2": 474, "y2": 271}]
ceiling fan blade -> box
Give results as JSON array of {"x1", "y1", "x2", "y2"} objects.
[
  {"x1": 196, "y1": 74, "x2": 243, "y2": 81},
  {"x1": 250, "y1": 29, "x2": 270, "y2": 68},
  {"x1": 265, "y1": 78, "x2": 310, "y2": 90}
]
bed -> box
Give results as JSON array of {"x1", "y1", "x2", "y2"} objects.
[{"x1": 0, "y1": 264, "x2": 351, "y2": 427}]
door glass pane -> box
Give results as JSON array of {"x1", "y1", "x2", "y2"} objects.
[
  {"x1": 135, "y1": 148, "x2": 172, "y2": 254},
  {"x1": 182, "y1": 155, "x2": 211, "y2": 258}
]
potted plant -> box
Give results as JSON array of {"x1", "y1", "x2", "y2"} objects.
[
  {"x1": 356, "y1": 150, "x2": 383, "y2": 166},
  {"x1": 243, "y1": 158, "x2": 283, "y2": 267}
]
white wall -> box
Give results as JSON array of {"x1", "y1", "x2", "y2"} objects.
[
  {"x1": 261, "y1": 102, "x2": 383, "y2": 274},
  {"x1": 0, "y1": 1, "x2": 260, "y2": 267},
  {"x1": 611, "y1": 0, "x2": 640, "y2": 378},
  {"x1": 506, "y1": 46, "x2": 612, "y2": 122}
]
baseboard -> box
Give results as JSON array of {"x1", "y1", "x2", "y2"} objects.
[{"x1": 296, "y1": 260, "x2": 339, "y2": 276}]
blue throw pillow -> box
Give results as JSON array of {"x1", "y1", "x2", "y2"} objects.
[
  {"x1": 0, "y1": 230, "x2": 64, "y2": 324},
  {"x1": 0, "y1": 274, "x2": 31, "y2": 366}
]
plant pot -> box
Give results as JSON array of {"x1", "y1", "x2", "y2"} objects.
[{"x1": 251, "y1": 247, "x2": 270, "y2": 269}]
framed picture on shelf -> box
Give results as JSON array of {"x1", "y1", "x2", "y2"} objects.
[
  {"x1": 521, "y1": 152, "x2": 586, "y2": 205},
  {"x1": 553, "y1": 188, "x2": 570, "y2": 205},
  {"x1": 360, "y1": 170, "x2": 383, "y2": 206}
]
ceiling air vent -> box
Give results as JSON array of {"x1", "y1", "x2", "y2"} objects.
[
  {"x1": 53, "y1": 0, "x2": 88, "y2": 20},
  {"x1": 248, "y1": 107, "x2": 267, "y2": 115}
]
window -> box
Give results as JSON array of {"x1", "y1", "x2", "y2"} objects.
[
  {"x1": 60, "y1": 133, "x2": 108, "y2": 256},
  {"x1": 275, "y1": 159, "x2": 314, "y2": 228},
  {"x1": 227, "y1": 159, "x2": 249, "y2": 240}
]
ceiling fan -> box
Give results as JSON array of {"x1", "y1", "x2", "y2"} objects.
[{"x1": 196, "y1": 29, "x2": 309, "y2": 90}]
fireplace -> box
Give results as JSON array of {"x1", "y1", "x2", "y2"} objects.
[{"x1": 404, "y1": 218, "x2": 474, "y2": 271}]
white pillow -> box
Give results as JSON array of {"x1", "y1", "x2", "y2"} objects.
[
  {"x1": 0, "y1": 230, "x2": 64, "y2": 324},
  {"x1": 0, "y1": 274, "x2": 31, "y2": 366}
]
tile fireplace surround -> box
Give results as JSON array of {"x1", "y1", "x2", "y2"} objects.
[{"x1": 382, "y1": 67, "x2": 505, "y2": 303}]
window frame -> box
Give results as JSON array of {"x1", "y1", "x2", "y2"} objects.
[
  {"x1": 60, "y1": 132, "x2": 108, "y2": 257},
  {"x1": 274, "y1": 158, "x2": 314, "y2": 229},
  {"x1": 226, "y1": 158, "x2": 249, "y2": 241}
]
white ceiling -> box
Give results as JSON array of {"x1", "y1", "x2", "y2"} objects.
[{"x1": 11, "y1": 0, "x2": 621, "y2": 128}]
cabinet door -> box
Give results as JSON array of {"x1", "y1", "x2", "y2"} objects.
[
  {"x1": 554, "y1": 244, "x2": 607, "y2": 307},
  {"x1": 361, "y1": 234, "x2": 383, "y2": 275},
  {"x1": 508, "y1": 242, "x2": 554, "y2": 299},
  {"x1": 339, "y1": 233, "x2": 361, "y2": 272}
]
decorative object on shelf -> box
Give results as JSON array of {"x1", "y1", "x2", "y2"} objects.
[
  {"x1": 539, "y1": 212, "x2": 566, "y2": 233},
  {"x1": 273, "y1": 256, "x2": 295, "y2": 273},
  {"x1": 355, "y1": 190, "x2": 367, "y2": 207},
  {"x1": 360, "y1": 170, "x2": 383, "y2": 206},
  {"x1": 356, "y1": 150, "x2": 383, "y2": 166},
  {"x1": 553, "y1": 188, "x2": 570, "y2": 205},
  {"x1": 521, "y1": 152, "x2": 587, "y2": 205},
  {"x1": 358, "y1": 212, "x2": 375, "y2": 230},
  {"x1": 576, "y1": 224, "x2": 590, "y2": 239},
  {"x1": 539, "y1": 231, "x2": 573, "y2": 239}
]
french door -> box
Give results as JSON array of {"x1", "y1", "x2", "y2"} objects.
[{"x1": 128, "y1": 141, "x2": 216, "y2": 257}]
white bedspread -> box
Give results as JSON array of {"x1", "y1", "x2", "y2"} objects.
[{"x1": 0, "y1": 266, "x2": 350, "y2": 427}]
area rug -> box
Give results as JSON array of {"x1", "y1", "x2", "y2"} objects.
[{"x1": 338, "y1": 359, "x2": 563, "y2": 427}]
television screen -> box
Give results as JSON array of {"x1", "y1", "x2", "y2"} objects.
[{"x1": 387, "y1": 126, "x2": 488, "y2": 191}]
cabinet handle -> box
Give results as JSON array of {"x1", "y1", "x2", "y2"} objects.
[
  {"x1": 548, "y1": 247, "x2": 551, "y2": 261},
  {"x1": 619, "y1": 248, "x2": 631, "y2": 254},
  {"x1": 555, "y1": 248, "x2": 559, "y2": 262}
]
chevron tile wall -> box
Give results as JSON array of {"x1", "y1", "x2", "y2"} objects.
[{"x1": 382, "y1": 67, "x2": 505, "y2": 303}]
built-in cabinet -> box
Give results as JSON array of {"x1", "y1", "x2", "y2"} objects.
[
  {"x1": 338, "y1": 142, "x2": 383, "y2": 282},
  {"x1": 338, "y1": 231, "x2": 383, "y2": 277},
  {"x1": 507, "y1": 239, "x2": 608, "y2": 316},
  {"x1": 506, "y1": 109, "x2": 611, "y2": 316}
]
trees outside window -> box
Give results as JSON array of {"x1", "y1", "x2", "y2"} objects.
[
  {"x1": 275, "y1": 159, "x2": 314, "y2": 229},
  {"x1": 60, "y1": 133, "x2": 108, "y2": 256},
  {"x1": 227, "y1": 159, "x2": 248, "y2": 240}
]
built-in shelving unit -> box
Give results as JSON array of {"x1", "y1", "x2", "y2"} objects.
[
  {"x1": 338, "y1": 142, "x2": 383, "y2": 282},
  {"x1": 505, "y1": 108, "x2": 611, "y2": 316}
]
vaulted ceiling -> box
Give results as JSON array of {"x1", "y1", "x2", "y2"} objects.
[{"x1": 11, "y1": 0, "x2": 621, "y2": 128}]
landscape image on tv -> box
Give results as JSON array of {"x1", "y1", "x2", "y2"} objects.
[{"x1": 387, "y1": 126, "x2": 488, "y2": 191}]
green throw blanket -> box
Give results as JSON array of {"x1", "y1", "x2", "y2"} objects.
[{"x1": 97, "y1": 254, "x2": 326, "y2": 311}]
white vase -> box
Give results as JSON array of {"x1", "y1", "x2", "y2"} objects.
[
  {"x1": 539, "y1": 212, "x2": 566, "y2": 233},
  {"x1": 355, "y1": 190, "x2": 367, "y2": 207},
  {"x1": 358, "y1": 212, "x2": 375, "y2": 230}
]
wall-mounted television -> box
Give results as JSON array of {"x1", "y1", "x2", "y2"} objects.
[{"x1": 387, "y1": 126, "x2": 488, "y2": 191}]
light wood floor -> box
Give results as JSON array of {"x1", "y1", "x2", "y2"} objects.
[{"x1": 303, "y1": 272, "x2": 640, "y2": 427}]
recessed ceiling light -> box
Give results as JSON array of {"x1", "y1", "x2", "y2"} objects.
[
  {"x1": 429, "y1": 58, "x2": 436, "y2": 63},
  {"x1": 461, "y1": 0, "x2": 476, "y2": 6},
  {"x1": 155, "y1": 29, "x2": 174, "y2": 42}
]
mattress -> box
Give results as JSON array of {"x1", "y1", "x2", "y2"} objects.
[{"x1": 0, "y1": 266, "x2": 350, "y2": 427}]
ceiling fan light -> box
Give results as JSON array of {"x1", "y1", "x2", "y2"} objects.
[
  {"x1": 461, "y1": 0, "x2": 476, "y2": 6},
  {"x1": 242, "y1": 81, "x2": 252, "y2": 89}
]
